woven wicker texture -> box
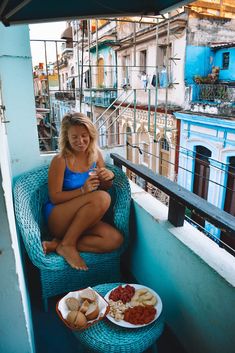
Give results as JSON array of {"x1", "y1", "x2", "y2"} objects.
[
  {"x1": 13, "y1": 164, "x2": 131, "y2": 301},
  {"x1": 75, "y1": 283, "x2": 164, "y2": 353}
]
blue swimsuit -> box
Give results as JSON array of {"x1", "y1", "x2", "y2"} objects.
[{"x1": 44, "y1": 162, "x2": 96, "y2": 222}]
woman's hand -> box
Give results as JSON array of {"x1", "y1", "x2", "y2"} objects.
[
  {"x1": 97, "y1": 167, "x2": 114, "y2": 182},
  {"x1": 83, "y1": 174, "x2": 100, "y2": 193}
]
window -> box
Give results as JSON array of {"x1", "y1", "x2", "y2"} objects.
[
  {"x1": 126, "y1": 126, "x2": 132, "y2": 161},
  {"x1": 139, "y1": 50, "x2": 147, "y2": 73},
  {"x1": 159, "y1": 138, "x2": 169, "y2": 176},
  {"x1": 157, "y1": 44, "x2": 172, "y2": 87},
  {"x1": 222, "y1": 52, "x2": 229, "y2": 70},
  {"x1": 97, "y1": 118, "x2": 106, "y2": 148},
  {"x1": 85, "y1": 69, "x2": 91, "y2": 88},
  {"x1": 157, "y1": 45, "x2": 172, "y2": 67},
  {"x1": 142, "y1": 142, "x2": 149, "y2": 166},
  {"x1": 160, "y1": 138, "x2": 169, "y2": 151},
  {"x1": 122, "y1": 55, "x2": 130, "y2": 86},
  {"x1": 86, "y1": 111, "x2": 93, "y2": 120}
]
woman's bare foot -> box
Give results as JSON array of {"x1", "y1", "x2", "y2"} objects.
[
  {"x1": 42, "y1": 238, "x2": 59, "y2": 254},
  {"x1": 56, "y1": 243, "x2": 88, "y2": 271}
]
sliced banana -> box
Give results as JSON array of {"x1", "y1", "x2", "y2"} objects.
[
  {"x1": 135, "y1": 288, "x2": 148, "y2": 295},
  {"x1": 130, "y1": 288, "x2": 157, "y2": 307},
  {"x1": 144, "y1": 296, "x2": 157, "y2": 306},
  {"x1": 140, "y1": 292, "x2": 153, "y2": 300},
  {"x1": 130, "y1": 299, "x2": 139, "y2": 306},
  {"x1": 131, "y1": 293, "x2": 140, "y2": 302}
]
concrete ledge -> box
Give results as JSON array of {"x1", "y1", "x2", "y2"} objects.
[{"x1": 130, "y1": 180, "x2": 235, "y2": 287}]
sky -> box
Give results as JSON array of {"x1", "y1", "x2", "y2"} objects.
[{"x1": 29, "y1": 21, "x2": 66, "y2": 68}]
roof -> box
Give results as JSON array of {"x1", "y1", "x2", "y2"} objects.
[
  {"x1": 0, "y1": 0, "x2": 194, "y2": 26},
  {"x1": 210, "y1": 42, "x2": 235, "y2": 49}
]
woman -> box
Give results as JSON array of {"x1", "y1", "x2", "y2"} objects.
[{"x1": 43, "y1": 112, "x2": 123, "y2": 271}]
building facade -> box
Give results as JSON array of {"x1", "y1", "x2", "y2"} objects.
[{"x1": 175, "y1": 7, "x2": 235, "y2": 246}]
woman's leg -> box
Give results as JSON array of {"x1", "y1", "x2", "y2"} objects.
[
  {"x1": 42, "y1": 238, "x2": 59, "y2": 254},
  {"x1": 77, "y1": 221, "x2": 123, "y2": 253},
  {"x1": 43, "y1": 221, "x2": 123, "y2": 254},
  {"x1": 47, "y1": 190, "x2": 111, "y2": 270}
]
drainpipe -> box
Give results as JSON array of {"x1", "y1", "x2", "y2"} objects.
[
  {"x1": 154, "y1": 20, "x2": 159, "y2": 141},
  {"x1": 88, "y1": 19, "x2": 93, "y2": 120}
]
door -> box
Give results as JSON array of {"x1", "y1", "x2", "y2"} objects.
[
  {"x1": 192, "y1": 146, "x2": 211, "y2": 226},
  {"x1": 221, "y1": 156, "x2": 235, "y2": 252},
  {"x1": 97, "y1": 58, "x2": 104, "y2": 86}
]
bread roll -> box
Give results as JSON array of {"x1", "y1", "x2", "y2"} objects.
[
  {"x1": 67, "y1": 310, "x2": 79, "y2": 325},
  {"x1": 66, "y1": 310, "x2": 87, "y2": 328},
  {"x1": 66, "y1": 297, "x2": 80, "y2": 311},
  {"x1": 80, "y1": 288, "x2": 96, "y2": 302},
  {"x1": 80, "y1": 299, "x2": 90, "y2": 314},
  {"x1": 85, "y1": 302, "x2": 99, "y2": 321},
  {"x1": 74, "y1": 311, "x2": 87, "y2": 328}
]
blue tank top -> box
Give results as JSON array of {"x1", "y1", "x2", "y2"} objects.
[
  {"x1": 63, "y1": 162, "x2": 96, "y2": 190},
  {"x1": 44, "y1": 161, "x2": 96, "y2": 222}
]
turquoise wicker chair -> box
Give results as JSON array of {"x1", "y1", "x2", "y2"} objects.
[{"x1": 13, "y1": 163, "x2": 131, "y2": 310}]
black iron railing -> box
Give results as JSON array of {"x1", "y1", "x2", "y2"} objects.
[
  {"x1": 111, "y1": 153, "x2": 235, "y2": 242},
  {"x1": 194, "y1": 83, "x2": 235, "y2": 103}
]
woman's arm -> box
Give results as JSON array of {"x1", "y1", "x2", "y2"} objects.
[
  {"x1": 96, "y1": 150, "x2": 115, "y2": 190},
  {"x1": 48, "y1": 155, "x2": 84, "y2": 204}
]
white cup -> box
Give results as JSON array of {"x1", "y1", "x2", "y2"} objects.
[{"x1": 89, "y1": 170, "x2": 97, "y2": 176}]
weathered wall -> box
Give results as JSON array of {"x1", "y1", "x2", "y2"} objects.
[
  {"x1": 116, "y1": 31, "x2": 187, "y2": 107},
  {"x1": 187, "y1": 16, "x2": 235, "y2": 46},
  {"x1": 185, "y1": 45, "x2": 212, "y2": 85},
  {"x1": 185, "y1": 16, "x2": 235, "y2": 85},
  {"x1": 214, "y1": 47, "x2": 235, "y2": 81}
]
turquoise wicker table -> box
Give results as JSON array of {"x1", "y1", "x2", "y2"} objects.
[{"x1": 73, "y1": 283, "x2": 164, "y2": 353}]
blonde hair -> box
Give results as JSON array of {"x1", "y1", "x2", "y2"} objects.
[{"x1": 59, "y1": 112, "x2": 98, "y2": 165}]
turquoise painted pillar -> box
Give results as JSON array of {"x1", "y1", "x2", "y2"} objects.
[
  {"x1": 0, "y1": 23, "x2": 41, "y2": 177},
  {"x1": 0, "y1": 23, "x2": 37, "y2": 353}
]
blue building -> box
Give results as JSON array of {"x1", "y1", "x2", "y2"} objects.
[{"x1": 175, "y1": 15, "x2": 235, "y2": 245}]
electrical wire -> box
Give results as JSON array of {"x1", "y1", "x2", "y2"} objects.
[{"x1": 125, "y1": 140, "x2": 235, "y2": 192}]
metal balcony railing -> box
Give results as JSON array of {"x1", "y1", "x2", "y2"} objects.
[
  {"x1": 83, "y1": 88, "x2": 117, "y2": 107},
  {"x1": 111, "y1": 153, "x2": 235, "y2": 255},
  {"x1": 194, "y1": 83, "x2": 235, "y2": 103}
]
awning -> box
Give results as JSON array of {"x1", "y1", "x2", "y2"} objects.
[{"x1": 0, "y1": 0, "x2": 193, "y2": 26}]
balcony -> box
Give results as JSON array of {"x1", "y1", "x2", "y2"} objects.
[
  {"x1": 83, "y1": 88, "x2": 117, "y2": 107},
  {"x1": 191, "y1": 83, "x2": 235, "y2": 117},
  {"x1": 20, "y1": 150, "x2": 234, "y2": 353},
  {"x1": 1, "y1": 22, "x2": 235, "y2": 353}
]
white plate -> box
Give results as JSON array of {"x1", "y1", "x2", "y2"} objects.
[{"x1": 104, "y1": 284, "x2": 162, "y2": 328}]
